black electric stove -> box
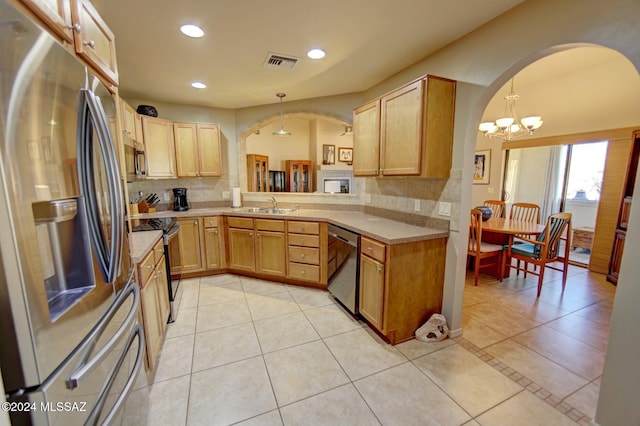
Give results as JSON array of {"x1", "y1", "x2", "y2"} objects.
[
  {"x1": 130, "y1": 217, "x2": 177, "y2": 233},
  {"x1": 130, "y1": 216, "x2": 180, "y2": 323}
]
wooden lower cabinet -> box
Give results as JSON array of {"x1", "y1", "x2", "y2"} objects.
[
  {"x1": 255, "y1": 219, "x2": 286, "y2": 277},
  {"x1": 203, "y1": 221, "x2": 225, "y2": 270},
  {"x1": 359, "y1": 254, "x2": 385, "y2": 330},
  {"x1": 287, "y1": 220, "x2": 326, "y2": 285},
  {"x1": 138, "y1": 239, "x2": 169, "y2": 371},
  {"x1": 169, "y1": 217, "x2": 203, "y2": 274},
  {"x1": 227, "y1": 225, "x2": 255, "y2": 272},
  {"x1": 359, "y1": 236, "x2": 447, "y2": 344}
]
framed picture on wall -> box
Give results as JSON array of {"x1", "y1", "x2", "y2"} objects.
[
  {"x1": 473, "y1": 150, "x2": 490, "y2": 185},
  {"x1": 338, "y1": 147, "x2": 353, "y2": 163},
  {"x1": 323, "y1": 144, "x2": 335, "y2": 165}
]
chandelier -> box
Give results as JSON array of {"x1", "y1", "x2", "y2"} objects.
[
  {"x1": 272, "y1": 93, "x2": 291, "y2": 136},
  {"x1": 478, "y1": 79, "x2": 543, "y2": 141}
]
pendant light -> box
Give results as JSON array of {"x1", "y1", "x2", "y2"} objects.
[
  {"x1": 478, "y1": 79, "x2": 543, "y2": 141},
  {"x1": 272, "y1": 93, "x2": 291, "y2": 136}
]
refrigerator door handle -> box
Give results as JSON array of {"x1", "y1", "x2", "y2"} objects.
[
  {"x1": 77, "y1": 86, "x2": 124, "y2": 284},
  {"x1": 85, "y1": 323, "x2": 145, "y2": 425},
  {"x1": 65, "y1": 276, "x2": 139, "y2": 389}
]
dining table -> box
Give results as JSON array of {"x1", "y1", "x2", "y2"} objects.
[{"x1": 479, "y1": 217, "x2": 546, "y2": 278}]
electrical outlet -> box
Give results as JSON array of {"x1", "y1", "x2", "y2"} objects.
[
  {"x1": 488, "y1": 186, "x2": 495, "y2": 194},
  {"x1": 222, "y1": 191, "x2": 230, "y2": 200},
  {"x1": 438, "y1": 202, "x2": 451, "y2": 217},
  {"x1": 414, "y1": 199, "x2": 421, "y2": 212},
  {"x1": 163, "y1": 192, "x2": 170, "y2": 202}
]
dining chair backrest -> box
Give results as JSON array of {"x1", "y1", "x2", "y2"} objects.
[
  {"x1": 510, "y1": 202, "x2": 541, "y2": 224},
  {"x1": 483, "y1": 200, "x2": 506, "y2": 218},
  {"x1": 468, "y1": 209, "x2": 483, "y2": 253},
  {"x1": 535, "y1": 212, "x2": 572, "y2": 260}
]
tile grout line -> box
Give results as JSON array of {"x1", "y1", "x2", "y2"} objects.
[{"x1": 454, "y1": 336, "x2": 592, "y2": 425}]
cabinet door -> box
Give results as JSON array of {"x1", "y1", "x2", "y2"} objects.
[
  {"x1": 155, "y1": 257, "x2": 170, "y2": 325},
  {"x1": 380, "y1": 80, "x2": 424, "y2": 176},
  {"x1": 359, "y1": 255, "x2": 385, "y2": 330},
  {"x1": 174, "y1": 123, "x2": 199, "y2": 177},
  {"x1": 171, "y1": 218, "x2": 202, "y2": 273},
  {"x1": 256, "y1": 231, "x2": 286, "y2": 276},
  {"x1": 70, "y1": 0, "x2": 118, "y2": 87},
  {"x1": 353, "y1": 100, "x2": 381, "y2": 176},
  {"x1": 143, "y1": 116, "x2": 176, "y2": 178},
  {"x1": 228, "y1": 228, "x2": 255, "y2": 271},
  {"x1": 19, "y1": 0, "x2": 74, "y2": 42},
  {"x1": 140, "y1": 275, "x2": 162, "y2": 370},
  {"x1": 121, "y1": 99, "x2": 137, "y2": 141},
  {"x1": 204, "y1": 227, "x2": 223, "y2": 270},
  {"x1": 198, "y1": 124, "x2": 222, "y2": 177}
]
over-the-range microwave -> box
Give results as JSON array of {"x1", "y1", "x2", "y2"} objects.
[{"x1": 124, "y1": 138, "x2": 146, "y2": 181}]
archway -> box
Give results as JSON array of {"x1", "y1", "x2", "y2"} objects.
[
  {"x1": 451, "y1": 43, "x2": 640, "y2": 423},
  {"x1": 238, "y1": 112, "x2": 352, "y2": 193}
]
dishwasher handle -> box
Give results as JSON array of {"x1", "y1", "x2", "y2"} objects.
[{"x1": 328, "y1": 225, "x2": 360, "y2": 248}]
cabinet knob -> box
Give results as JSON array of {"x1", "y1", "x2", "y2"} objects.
[
  {"x1": 214, "y1": 229, "x2": 218, "y2": 235},
  {"x1": 249, "y1": 232, "x2": 253, "y2": 236},
  {"x1": 300, "y1": 253, "x2": 305, "y2": 258},
  {"x1": 301, "y1": 226, "x2": 305, "y2": 231},
  {"x1": 83, "y1": 40, "x2": 96, "y2": 49},
  {"x1": 301, "y1": 270, "x2": 305, "y2": 275},
  {"x1": 367, "y1": 247, "x2": 373, "y2": 252},
  {"x1": 376, "y1": 267, "x2": 382, "y2": 273},
  {"x1": 68, "y1": 23, "x2": 81, "y2": 33},
  {"x1": 301, "y1": 238, "x2": 305, "y2": 244},
  {"x1": 146, "y1": 265, "x2": 154, "y2": 270}
]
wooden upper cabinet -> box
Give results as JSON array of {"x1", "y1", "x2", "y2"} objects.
[
  {"x1": 120, "y1": 99, "x2": 137, "y2": 141},
  {"x1": 353, "y1": 100, "x2": 381, "y2": 176},
  {"x1": 19, "y1": 0, "x2": 74, "y2": 43},
  {"x1": 70, "y1": 0, "x2": 118, "y2": 87},
  {"x1": 142, "y1": 116, "x2": 176, "y2": 178},
  {"x1": 352, "y1": 75, "x2": 456, "y2": 178},
  {"x1": 380, "y1": 80, "x2": 424, "y2": 176},
  {"x1": 174, "y1": 122, "x2": 222, "y2": 178},
  {"x1": 422, "y1": 76, "x2": 457, "y2": 178}
]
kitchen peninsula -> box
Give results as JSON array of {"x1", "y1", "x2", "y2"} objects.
[{"x1": 130, "y1": 207, "x2": 448, "y2": 345}]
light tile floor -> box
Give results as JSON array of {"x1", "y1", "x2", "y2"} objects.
[{"x1": 137, "y1": 264, "x2": 614, "y2": 425}]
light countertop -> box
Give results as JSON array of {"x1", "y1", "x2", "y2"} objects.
[
  {"x1": 131, "y1": 207, "x2": 448, "y2": 245},
  {"x1": 129, "y1": 230, "x2": 162, "y2": 264}
]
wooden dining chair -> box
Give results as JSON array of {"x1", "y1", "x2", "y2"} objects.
[
  {"x1": 483, "y1": 200, "x2": 506, "y2": 219},
  {"x1": 468, "y1": 209, "x2": 504, "y2": 286},
  {"x1": 503, "y1": 212, "x2": 572, "y2": 297},
  {"x1": 508, "y1": 202, "x2": 542, "y2": 275},
  {"x1": 509, "y1": 202, "x2": 541, "y2": 224}
]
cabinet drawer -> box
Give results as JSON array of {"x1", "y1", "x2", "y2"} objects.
[
  {"x1": 227, "y1": 217, "x2": 254, "y2": 229},
  {"x1": 287, "y1": 221, "x2": 319, "y2": 235},
  {"x1": 138, "y1": 250, "x2": 156, "y2": 286},
  {"x1": 361, "y1": 237, "x2": 386, "y2": 263},
  {"x1": 288, "y1": 233, "x2": 320, "y2": 248},
  {"x1": 255, "y1": 218, "x2": 285, "y2": 232},
  {"x1": 152, "y1": 239, "x2": 165, "y2": 265},
  {"x1": 288, "y1": 246, "x2": 320, "y2": 265},
  {"x1": 203, "y1": 216, "x2": 219, "y2": 228},
  {"x1": 288, "y1": 262, "x2": 320, "y2": 282}
]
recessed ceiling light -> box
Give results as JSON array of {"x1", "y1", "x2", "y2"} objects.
[
  {"x1": 180, "y1": 24, "x2": 204, "y2": 38},
  {"x1": 191, "y1": 81, "x2": 207, "y2": 89},
  {"x1": 307, "y1": 48, "x2": 325, "y2": 59}
]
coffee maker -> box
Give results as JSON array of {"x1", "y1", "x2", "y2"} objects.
[{"x1": 173, "y1": 188, "x2": 189, "y2": 211}]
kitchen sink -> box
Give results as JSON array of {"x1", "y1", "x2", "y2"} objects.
[{"x1": 243, "y1": 207, "x2": 296, "y2": 214}]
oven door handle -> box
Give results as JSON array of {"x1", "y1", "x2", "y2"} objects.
[{"x1": 164, "y1": 223, "x2": 181, "y2": 244}]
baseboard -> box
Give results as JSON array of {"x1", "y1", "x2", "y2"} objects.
[{"x1": 449, "y1": 327, "x2": 463, "y2": 338}]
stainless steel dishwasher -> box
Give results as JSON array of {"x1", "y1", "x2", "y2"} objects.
[{"x1": 327, "y1": 224, "x2": 361, "y2": 314}]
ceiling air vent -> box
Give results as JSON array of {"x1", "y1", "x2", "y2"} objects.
[{"x1": 263, "y1": 53, "x2": 300, "y2": 71}]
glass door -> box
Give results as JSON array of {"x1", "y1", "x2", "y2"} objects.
[{"x1": 503, "y1": 141, "x2": 608, "y2": 265}]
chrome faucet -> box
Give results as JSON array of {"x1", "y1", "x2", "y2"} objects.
[{"x1": 268, "y1": 196, "x2": 278, "y2": 209}]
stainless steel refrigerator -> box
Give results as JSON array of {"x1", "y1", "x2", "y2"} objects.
[{"x1": 0, "y1": 1, "x2": 147, "y2": 424}]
